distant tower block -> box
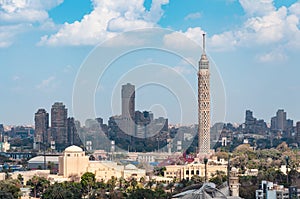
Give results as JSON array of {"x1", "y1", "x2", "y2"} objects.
[
  {"x1": 198, "y1": 33, "x2": 211, "y2": 154},
  {"x1": 121, "y1": 83, "x2": 135, "y2": 119}
]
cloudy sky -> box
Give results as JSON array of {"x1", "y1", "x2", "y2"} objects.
[{"x1": 1, "y1": 0, "x2": 300, "y2": 126}]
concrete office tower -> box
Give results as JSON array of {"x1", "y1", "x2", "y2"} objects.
[
  {"x1": 297, "y1": 122, "x2": 300, "y2": 144},
  {"x1": 34, "y1": 109, "x2": 49, "y2": 148},
  {"x1": 122, "y1": 83, "x2": 135, "y2": 119},
  {"x1": 271, "y1": 109, "x2": 293, "y2": 133},
  {"x1": 51, "y1": 102, "x2": 68, "y2": 145},
  {"x1": 198, "y1": 34, "x2": 211, "y2": 154},
  {"x1": 276, "y1": 109, "x2": 287, "y2": 131}
]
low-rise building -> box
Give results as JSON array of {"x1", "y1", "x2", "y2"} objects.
[
  {"x1": 11, "y1": 170, "x2": 50, "y2": 185},
  {"x1": 28, "y1": 156, "x2": 59, "y2": 172},
  {"x1": 256, "y1": 180, "x2": 300, "y2": 199},
  {"x1": 164, "y1": 162, "x2": 227, "y2": 181},
  {"x1": 58, "y1": 145, "x2": 146, "y2": 181}
]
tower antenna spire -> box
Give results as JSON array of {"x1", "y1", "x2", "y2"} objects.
[{"x1": 202, "y1": 33, "x2": 206, "y2": 54}]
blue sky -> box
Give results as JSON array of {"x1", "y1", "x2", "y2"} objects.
[{"x1": 1, "y1": 0, "x2": 300, "y2": 126}]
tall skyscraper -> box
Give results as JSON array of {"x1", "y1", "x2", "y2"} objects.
[
  {"x1": 34, "y1": 109, "x2": 49, "y2": 148},
  {"x1": 198, "y1": 34, "x2": 211, "y2": 154},
  {"x1": 122, "y1": 83, "x2": 135, "y2": 119},
  {"x1": 270, "y1": 109, "x2": 292, "y2": 132},
  {"x1": 51, "y1": 102, "x2": 68, "y2": 146},
  {"x1": 276, "y1": 109, "x2": 286, "y2": 131},
  {"x1": 67, "y1": 117, "x2": 81, "y2": 146},
  {"x1": 0, "y1": 124, "x2": 4, "y2": 142},
  {"x1": 296, "y1": 122, "x2": 300, "y2": 144}
]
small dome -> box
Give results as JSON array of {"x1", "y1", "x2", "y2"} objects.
[
  {"x1": 64, "y1": 145, "x2": 83, "y2": 152},
  {"x1": 231, "y1": 167, "x2": 237, "y2": 172},
  {"x1": 125, "y1": 164, "x2": 137, "y2": 170}
]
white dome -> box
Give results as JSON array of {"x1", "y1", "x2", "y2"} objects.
[
  {"x1": 125, "y1": 164, "x2": 137, "y2": 170},
  {"x1": 64, "y1": 145, "x2": 83, "y2": 152}
]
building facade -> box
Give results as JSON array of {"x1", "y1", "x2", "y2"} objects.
[
  {"x1": 51, "y1": 102, "x2": 68, "y2": 146},
  {"x1": 58, "y1": 145, "x2": 89, "y2": 178},
  {"x1": 58, "y1": 145, "x2": 146, "y2": 182},
  {"x1": 271, "y1": 109, "x2": 293, "y2": 134},
  {"x1": 122, "y1": 83, "x2": 135, "y2": 119},
  {"x1": 34, "y1": 109, "x2": 49, "y2": 150},
  {"x1": 164, "y1": 162, "x2": 227, "y2": 181}
]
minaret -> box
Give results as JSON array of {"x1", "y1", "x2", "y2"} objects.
[{"x1": 198, "y1": 33, "x2": 210, "y2": 154}]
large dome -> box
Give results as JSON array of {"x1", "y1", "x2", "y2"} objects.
[
  {"x1": 125, "y1": 164, "x2": 137, "y2": 170},
  {"x1": 64, "y1": 145, "x2": 83, "y2": 152}
]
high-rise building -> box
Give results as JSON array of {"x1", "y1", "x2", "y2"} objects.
[
  {"x1": 296, "y1": 122, "x2": 300, "y2": 144},
  {"x1": 243, "y1": 110, "x2": 268, "y2": 134},
  {"x1": 34, "y1": 109, "x2": 49, "y2": 148},
  {"x1": 270, "y1": 109, "x2": 292, "y2": 132},
  {"x1": 0, "y1": 124, "x2": 4, "y2": 142},
  {"x1": 198, "y1": 34, "x2": 211, "y2": 154},
  {"x1": 276, "y1": 109, "x2": 286, "y2": 131},
  {"x1": 67, "y1": 117, "x2": 81, "y2": 146},
  {"x1": 51, "y1": 102, "x2": 68, "y2": 146},
  {"x1": 121, "y1": 83, "x2": 135, "y2": 119}
]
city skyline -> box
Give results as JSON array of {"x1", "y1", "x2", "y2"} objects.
[{"x1": 1, "y1": 0, "x2": 300, "y2": 125}]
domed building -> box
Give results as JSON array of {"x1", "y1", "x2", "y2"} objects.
[
  {"x1": 58, "y1": 145, "x2": 89, "y2": 178},
  {"x1": 58, "y1": 145, "x2": 146, "y2": 181}
]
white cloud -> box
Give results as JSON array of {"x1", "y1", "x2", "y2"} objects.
[
  {"x1": 0, "y1": 0, "x2": 63, "y2": 47},
  {"x1": 184, "y1": 12, "x2": 201, "y2": 20},
  {"x1": 207, "y1": 1, "x2": 300, "y2": 51},
  {"x1": 163, "y1": 0, "x2": 300, "y2": 55},
  {"x1": 163, "y1": 27, "x2": 205, "y2": 50},
  {"x1": 39, "y1": 0, "x2": 169, "y2": 46},
  {"x1": 36, "y1": 76, "x2": 56, "y2": 90},
  {"x1": 173, "y1": 66, "x2": 192, "y2": 75},
  {"x1": 239, "y1": 0, "x2": 275, "y2": 16},
  {"x1": 258, "y1": 48, "x2": 287, "y2": 63},
  {"x1": 12, "y1": 75, "x2": 20, "y2": 81},
  {"x1": 289, "y1": 2, "x2": 300, "y2": 16},
  {"x1": 0, "y1": 0, "x2": 63, "y2": 23},
  {"x1": 0, "y1": 24, "x2": 29, "y2": 48}
]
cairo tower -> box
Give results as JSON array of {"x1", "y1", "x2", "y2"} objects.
[{"x1": 198, "y1": 34, "x2": 210, "y2": 154}]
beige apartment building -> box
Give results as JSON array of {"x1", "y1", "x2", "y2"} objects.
[{"x1": 164, "y1": 162, "x2": 227, "y2": 181}]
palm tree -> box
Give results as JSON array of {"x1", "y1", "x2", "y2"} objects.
[
  {"x1": 31, "y1": 175, "x2": 39, "y2": 198},
  {"x1": 17, "y1": 174, "x2": 24, "y2": 186},
  {"x1": 146, "y1": 179, "x2": 156, "y2": 189},
  {"x1": 130, "y1": 178, "x2": 138, "y2": 190},
  {"x1": 107, "y1": 176, "x2": 117, "y2": 192}
]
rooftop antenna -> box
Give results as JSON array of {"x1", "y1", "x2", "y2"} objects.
[{"x1": 202, "y1": 33, "x2": 206, "y2": 54}]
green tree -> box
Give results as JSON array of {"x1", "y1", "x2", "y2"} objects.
[
  {"x1": 127, "y1": 188, "x2": 155, "y2": 199},
  {"x1": 128, "y1": 178, "x2": 138, "y2": 191},
  {"x1": 27, "y1": 175, "x2": 50, "y2": 198},
  {"x1": 107, "y1": 176, "x2": 117, "y2": 192},
  {"x1": 146, "y1": 179, "x2": 156, "y2": 189},
  {"x1": 81, "y1": 172, "x2": 96, "y2": 198},
  {"x1": 42, "y1": 182, "x2": 82, "y2": 199},
  {"x1": 17, "y1": 174, "x2": 23, "y2": 186},
  {"x1": 191, "y1": 175, "x2": 204, "y2": 184},
  {"x1": 0, "y1": 179, "x2": 21, "y2": 199},
  {"x1": 209, "y1": 171, "x2": 227, "y2": 186}
]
